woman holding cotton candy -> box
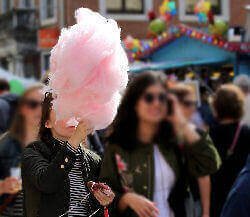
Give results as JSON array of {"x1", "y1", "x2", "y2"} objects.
[
  {"x1": 20, "y1": 7, "x2": 130, "y2": 217},
  {"x1": 21, "y1": 92, "x2": 114, "y2": 217}
]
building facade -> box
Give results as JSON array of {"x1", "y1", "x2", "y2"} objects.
[{"x1": 0, "y1": 0, "x2": 248, "y2": 78}]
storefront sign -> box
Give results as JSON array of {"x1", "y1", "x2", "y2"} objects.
[{"x1": 38, "y1": 29, "x2": 60, "y2": 49}]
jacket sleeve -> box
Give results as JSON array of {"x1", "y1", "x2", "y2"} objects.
[
  {"x1": 99, "y1": 144, "x2": 124, "y2": 213},
  {"x1": 0, "y1": 101, "x2": 9, "y2": 134},
  {"x1": 220, "y1": 192, "x2": 250, "y2": 217},
  {"x1": 184, "y1": 130, "x2": 221, "y2": 178},
  {"x1": 21, "y1": 142, "x2": 76, "y2": 194}
]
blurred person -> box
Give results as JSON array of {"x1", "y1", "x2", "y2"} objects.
[
  {"x1": 99, "y1": 71, "x2": 220, "y2": 217},
  {"x1": 198, "y1": 86, "x2": 216, "y2": 129},
  {"x1": 210, "y1": 84, "x2": 250, "y2": 217},
  {"x1": 21, "y1": 92, "x2": 114, "y2": 217},
  {"x1": 170, "y1": 84, "x2": 214, "y2": 217},
  {"x1": 0, "y1": 85, "x2": 44, "y2": 217},
  {"x1": 233, "y1": 74, "x2": 250, "y2": 125},
  {"x1": 0, "y1": 79, "x2": 19, "y2": 134},
  {"x1": 220, "y1": 153, "x2": 250, "y2": 217}
]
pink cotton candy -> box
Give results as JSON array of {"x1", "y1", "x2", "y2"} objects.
[{"x1": 47, "y1": 8, "x2": 128, "y2": 130}]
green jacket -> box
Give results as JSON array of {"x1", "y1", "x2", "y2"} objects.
[{"x1": 100, "y1": 130, "x2": 221, "y2": 217}]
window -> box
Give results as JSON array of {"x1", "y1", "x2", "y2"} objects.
[
  {"x1": 40, "y1": 0, "x2": 57, "y2": 26},
  {"x1": 41, "y1": 52, "x2": 50, "y2": 77},
  {"x1": 2, "y1": 0, "x2": 13, "y2": 13},
  {"x1": 107, "y1": 0, "x2": 144, "y2": 14},
  {"x1": 179, "y1": 0, "x2": 229, "y2": 22},
  {"x1": 19, "y1": 0, "x2": 35, "y2": 8},
  {"x1": 99, "y1": 0, "x2": 153, "y2": 21}
]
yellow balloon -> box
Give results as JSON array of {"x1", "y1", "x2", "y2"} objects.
[
  {"x1": 133, "y1": 39, "x2": 140, "y2": 47},
  {"x1": 201, "y1": 1, "x2": 211, "y2": 13},
  {"x1": 159, "y1": 0, "x2": 169, "y2": 15}
]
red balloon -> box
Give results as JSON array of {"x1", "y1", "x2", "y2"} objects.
[
  {"x1": 208, "y1": 10, "x2": 214, "y2": 25},
  {"x1": 219, "y1": 41, "x2": 224, "y2": 46},
  {"x1": 197, "y1": 33, "x2": 202, "y2": 39},
  {"x1": 148, "y1": 10, "x2": 156, "y2": 21},
  {"x1": 154, "y1": 38, "x2": 158, "y2": 43},
  {"x1": 166, "y1": 14, "x2": 172, "y2": 21}
]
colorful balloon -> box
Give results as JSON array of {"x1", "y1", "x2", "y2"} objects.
[
  {"x1": 194, "y1": 0, "x2": 211, "y2": 23},
  {"x1": 149, "y1": 19, "x2": 166, "y2": 35},
  {"x1": 159, "y1": 0, "x2": 177, "y2": 21},
  {"x1": 209, "y1": 20, "x2": 228, "y2": 37}
]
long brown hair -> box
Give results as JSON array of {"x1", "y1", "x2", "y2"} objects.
[
  {"x1": 106, "y1": 71, "x2": 176, "y2": 150},
  {"x1": 39, "y1": 92, "x2": 54, "y2": 144},
  {"x1": 10, "y1": 85, "x2": 44, "y2": 143}
]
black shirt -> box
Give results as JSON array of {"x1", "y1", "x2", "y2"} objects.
[{"x1": 209, "y1": 122, "x2": 250, "y2": 217}]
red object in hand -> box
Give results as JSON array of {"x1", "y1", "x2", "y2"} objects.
[
  {"x1": 104, "y1": 208, "x2": 109, "y2": 217},
  {"x1": 88, "y1": 182, "x2": 111, "y2": 217},
  {"x1": 87, "y1": 181, "x2": 110, "y2": 193}
]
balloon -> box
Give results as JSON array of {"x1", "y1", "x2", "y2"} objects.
[
  {"x1": 194, "y1": 0, "x2": 211, "y2": 23},
  {"x1": 148, "y1": 10, "x2": 156, "y2": 21},
  {"x1": 209, "y1": 20, "x2": 228, "y2": 37},
  {"x1": 197, "y1": 13, "x2": 203, "y2": 23},
  {"x1": 171, "y1": 9, "x2": 178, "y2": 16},
  {"x1": 208, "y1": 10, "x2": 214, "y2": 25},
  {"x1": 159, "y1": 0, "x2": 177, "y2": 20},
  {"x1": 9, "y1": 79, "x2": 24, "y2": 95},
  {"x1": 201, "y1": 1, "x2": 211, "y2": 13},
  {"x1": 168, "y1": 2, "x2": 176, "y2": 11},
  {"x1": 149, "y1": 19, "x2": 166, "y2": 35},
  {"x1": 186, "y1": 29, "x2": 192, "y2": 35},
  {"x1": 159, "y1": 0, "x2": 169, "y2": 16}
]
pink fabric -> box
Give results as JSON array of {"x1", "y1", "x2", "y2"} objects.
[{"x1": 47, "y1": 8, "x2": 128, "y2": 130}]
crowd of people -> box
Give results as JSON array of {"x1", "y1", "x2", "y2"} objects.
[{"x1": 0, "y1": 71, "x2": 249, "y2": 217}]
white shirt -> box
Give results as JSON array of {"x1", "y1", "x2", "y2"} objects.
[
  {"x1": 153, "y1": 145, "x2": 175, "y2": 217},
  {"x1": 243, "y1": 94, "x2": 250, "y2": 125}
]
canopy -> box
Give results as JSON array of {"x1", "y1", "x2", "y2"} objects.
[{"x1": 129, "y1": 57, "x2": 230, "y2": 73}]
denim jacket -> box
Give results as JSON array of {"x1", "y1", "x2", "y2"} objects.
[
  {"x1": 221, "y1": 155, "x2": 250, "y2": 217},
  {"x1": 0, "y1": 133, "x2": 22, "y2": 206}
]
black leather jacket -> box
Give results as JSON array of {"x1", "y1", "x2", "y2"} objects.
[{"x1": 21, "y1": 137, "x2": 103, "y2": 217}]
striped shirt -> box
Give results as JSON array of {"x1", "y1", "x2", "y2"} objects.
[
  {"x1": 56, "y1": 139, "x2": 89, "y2": 217},
  {"x1": 1, "y1": 192, "x2": 23, "y2": 217}
]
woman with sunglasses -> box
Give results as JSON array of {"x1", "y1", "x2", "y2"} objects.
[
  {"x1": 99, "y1": 71, "x2": 220, "y2": 217},
  {"x1": 0, "y1": 85, "x2": 44, "y2": 217},
  {"x1": 170, "y1": 84, "x2": 215, "y2": 217},
  {"x1": 21, "y1": 92, "x2": 114, "y2": 217}
]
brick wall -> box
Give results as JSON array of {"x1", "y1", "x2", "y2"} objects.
[{"x1": 65, "y1": 0, "x2": 249, "y2": 39}]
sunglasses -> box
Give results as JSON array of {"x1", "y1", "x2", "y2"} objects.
[
  {"x1": 143, "y1": 92, "x2": 167, "y2": 104},
  {"x1": 23, "y1": 99, "x2": 43, "y2": 109},
  {"x1": 182, "y1": 100, "x2": 198, "y2": 107}
]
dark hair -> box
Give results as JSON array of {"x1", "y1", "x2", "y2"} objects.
[
  {"x1": 0, "y1": 78, "x2": 10, "y2": 91},
  {"x1": 41, "y1": 70, "x2": 50, "y2": 85},
  {"x1": 39, "y1": 92, "x2": 54, "y2": 143},
  {"x1": 169, "y1": 84, "x2": 194, "y2": 102},
  {"x1": 211, "y1": 84, "x2": 245, "y2": 122},
  {"x1": 106, "y1": 71, "x2": 175, "y2": 150},
  {"x1": 10, "y1": 85, "x2": 44, "y2": 143}
]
